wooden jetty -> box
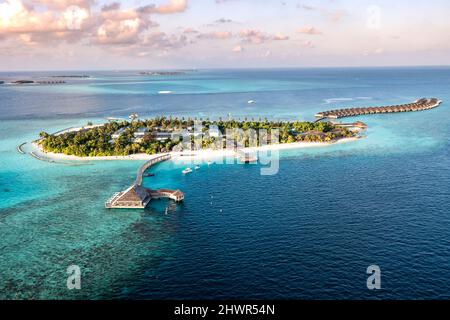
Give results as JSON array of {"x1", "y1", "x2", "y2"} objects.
[
  {"x1": 315, "y1": 98, "x2": 442, "y2": 119},
  {"x1": 105, "y1": 154, "x2": 184, "y2": 209}
]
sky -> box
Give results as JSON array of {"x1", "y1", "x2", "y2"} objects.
[{"x1": 0, "y1": 0, "x2": 449, "y2": 70}]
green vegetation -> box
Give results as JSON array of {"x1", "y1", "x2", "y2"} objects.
[{"x1": 39, "y1": 117, "x2": 356, "y2": 157}]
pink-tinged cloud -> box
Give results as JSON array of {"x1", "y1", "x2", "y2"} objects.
[
  {"x1": 239, "y1": 29, "x2": 288, "y2": 44},
  {"x1": 153, "y1": 0, "x2": 187, "y2": 14},
  {"x1": 182, "y1": 27, "x2": 198, "y2": 34},
  {"x1": 297, "y1": 26, "x2": 322, "y2": 35},
  {"x1": 30, "y1": 0, "x2": 93, "y2": 9},
  {"x1": 94, "y1": 18, "x2": 142, "y2": 45},
  {"x1": 0, "y1": 0, "x2": 92, "y2": 36},
  {"x1": 273, "y1": 33, "x2": 289, "y2": 41},
  {"x1": 197, "y1": 31, "x2": 232, "y2": 40},
  {"x1": 239, "y1": 29, "x2": 270, "y2": 44}
]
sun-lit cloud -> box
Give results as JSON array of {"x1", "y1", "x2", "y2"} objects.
[
  {"x1": 297, "y1": 26, "x2": 322, "y2": 35},
  {"x1": 273, "y1": 33, "x2": 289, "y2": 41},
  {"x1": 152, "y1": 0, "x2": 187, "y2": 14}
]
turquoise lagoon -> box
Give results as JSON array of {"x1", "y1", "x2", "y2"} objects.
[{"x1": 0, "y1": 68, "x2": 449, "y2": 299}]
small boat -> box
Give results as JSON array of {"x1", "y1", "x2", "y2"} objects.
[
  {"x1": 195, "y1": 165, "x2": 200, "y2": 170},
  {"x1": 247, "y1": 100, "x2": 255, "y2": 104},
  {"x1": 158, "y1": 90, "x2": 172, "y2": 94},
  {"x1": 207, "y1": 161, "x2": 212, "y2": 166},
  {"x1": 143, "y1": 173, "x2": 155, "y2": 177},
  {"x1": 182, "y1": 168, "x2": 192, "y2": 174}
]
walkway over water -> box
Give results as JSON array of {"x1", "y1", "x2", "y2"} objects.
[
  {"x1": 106, "y1": 154, "x2": 184, "y2": 209},
  {"x1": 315, "y1": 98, "x2": 442, "y2": 119}
]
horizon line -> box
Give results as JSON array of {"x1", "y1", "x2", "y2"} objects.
[{"x1": 1, "y1": 64, "x2": 450, "y2": 73}]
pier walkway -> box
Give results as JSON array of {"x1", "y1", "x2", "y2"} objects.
[
  {"x1": 105, "y1": 154, "x2": 184, "y2": 209},
  {"x1": 315, "y1": 98, "x2": 441, "y2": 119}
]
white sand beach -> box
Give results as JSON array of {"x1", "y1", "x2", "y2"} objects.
[{"x1": 31, "y1": 137, "x2": 360, "y2": 163}]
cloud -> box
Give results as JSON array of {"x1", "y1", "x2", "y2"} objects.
[
  {"x1": 301, "y1": 40, "x2": 314, "y2": 48},
  {"x1": 94, "y1": 18, "x2": 142, "y2": 45},
  {"x1": 182, "y1": 27, "x2": 198, "y2": 34},
  {"x1": 0, "y1": 0, "x2": 193, "y2": 55},
  {"x1": 239, "y1": 29, "x2": 288, "y2": 44},
  {"x1": 101, "y1": 2, "x2": 121, "y2": 12},
  {"x1": 197, "y1": 31, "x2": 232, "y2": 39},
  {"x1": 0, "y1": 0, "x2": 82, "y2": 34},
  {"x1": 232, "y1": 45, "x2": 243, "y2": 52},
  {"x1": 363, "y1": 48, "x2": 384, "y2": 56},
  {"x1": 92, "y1": 3, "x2": 160, "y2": 46},
  {"x1": 214, "y1": 18, "x2": 234, "y2": 24},
  {"x1": 30, "y1": 0, "x2": 93, "y2": 9},
  {"x1": 206, "y1": 17, "x2": 238, "y2": 27},
  {"x1": 273, "y1": 33, "x2": 289, "y2": 40},
  {"x1": 297, "y1": 26, "x2": 322, "y2": 35},
  {"x1": 143, "y1": 32, "x2": 188, "y2": 50},
  {"x1": 152, "y1": 0, "x2": 187, "y2": 14}
]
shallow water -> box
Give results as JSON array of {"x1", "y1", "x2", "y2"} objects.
[{"x1": 0, "y1": 68, "x2": 449, "y2": 299}]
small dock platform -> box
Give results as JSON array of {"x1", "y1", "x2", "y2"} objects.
[{"x1": 105, "y1": 154, "x2": 184, "y2": 209}]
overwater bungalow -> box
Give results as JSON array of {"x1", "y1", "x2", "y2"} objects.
[{"x1": 315, "y1": 98, "x2": 441, "y2": 119}]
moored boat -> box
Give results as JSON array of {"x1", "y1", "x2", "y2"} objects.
[{"x1": 182, "y1": 168, "x2": 193, "y2": 174}]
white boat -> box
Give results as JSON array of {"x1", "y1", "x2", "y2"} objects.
[
  {"x1": 195, "y1": 165, "x2": 200, "y2": 170},
  {"x1": 182, "y1": 168, "x2": 192, "y2": 174},
  {"x1": 207, "y1": 161, "x2": 212, "y2": 166},
  {"x1": 247, "y1": 100, "x2": 255, "y2": 104},
  {"x1": 158, "y1": 90, "x2": 172, "y2": 94}
]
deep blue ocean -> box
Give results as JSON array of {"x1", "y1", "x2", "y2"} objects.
[{"x1": 0, "y1": 68, "x2": 449, "y2": 299}]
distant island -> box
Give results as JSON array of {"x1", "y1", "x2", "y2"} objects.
[
  {"x1": 50, "y1": 75, "x2": 90, "y2": 78},
  {"x1": 138, "y1": 71, "x2": 186, "y2": 76},
  {"x1": 37, "y1": 118, "x2": 359, "y2": 158},
  {"x1": 11, "y1": 80, "x2": 66, "y2": 85}
]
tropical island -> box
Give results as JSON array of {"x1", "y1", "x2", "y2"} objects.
[{"x1": 37, "y1": 117, "x2": 359, "y2": 158}]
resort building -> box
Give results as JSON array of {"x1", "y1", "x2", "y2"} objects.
[
  {"x1": 208, "y1": 125, "x2": 222, "y2": 138},
  {"x1": 134, "y1": 127, "x2": 149, "y2": 138},
  {"x1": 112, "y1": 127, "x2": 128, "y2": 139},
  {"x1": 151, "y1": 131, "x2": 173, "y2": 141},
  {"x1": 333, "y1": 121, "x2": 368, "y2": 130}
]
